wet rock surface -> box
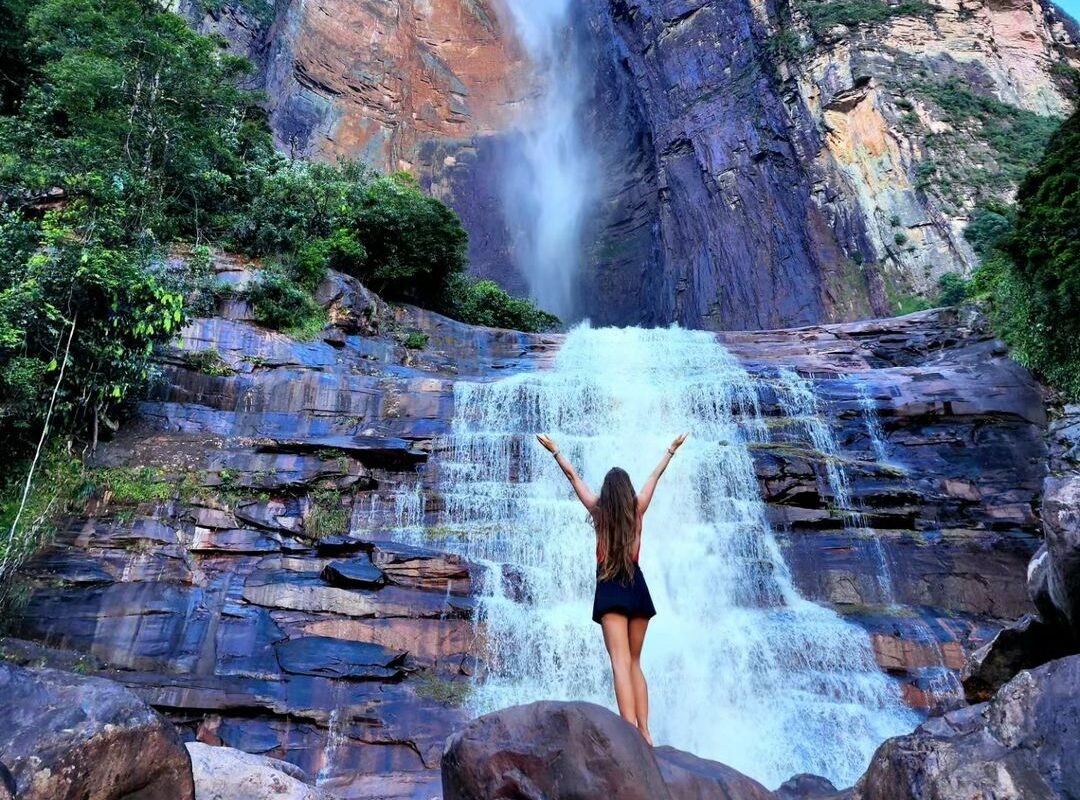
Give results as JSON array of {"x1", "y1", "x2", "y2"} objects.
[
  {"x1": 0, "y1": 662, "x2": 195, "y2": 800},
  {"x1": 720, "y1": 309, "x2": 1047, "y2": 710},
  {"x1": 960, "y1": 405, "x2": 1080, "y2": 703},
  {"x1": 3, "y1": 259, "x2": 1053, "y2": 794},
  {"x1": 853, "y1": 655, "x2": 1080, "y2": 800},
  {"x1": 442, "y1": 700, "x2": 775, "y2": 800}
]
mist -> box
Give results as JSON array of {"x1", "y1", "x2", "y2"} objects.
[{"x1": 498, "y1": 0, "x2": 600, "y2": 322}]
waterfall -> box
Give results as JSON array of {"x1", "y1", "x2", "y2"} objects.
[
  {"x1": 774, "y1": 370, "x2": 897, "y2": 606},
  {"x1": 425, "y1": 325, "x2": 919, "y2": 789},
  {"x1": 856, "y1": 381, "x2": 892, "y2": 465},
  {"x1": 498, "y1": 0, "x2": 598, "y2": 320}
]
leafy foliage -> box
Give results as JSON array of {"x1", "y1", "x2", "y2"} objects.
[
  {"x1": 232, "y1": 164, "x2": 469, "y2": 306},
  {"x1": 442, "y1": 274, "x2": 561, "y2": 332},
  {"x1": 936, "y1": 273, "x2": 969, "y2": 306},
  {"x1": 0, "y1": 0, "x2": 274, "y2": 243},
  {"x1": 978, "y1": 110, "x2": 1080, "y2": 398},
  {"x1": 907, "y1": 80, "x2": 1062, "y2": 205},
  {"x1": 246, "y1": 268, "x2": 328, "y2": 340},
  {"x1": 965, "y1": 200, "x2": 1016, "y2": 257},
  {"x1": 403, "y1": 331, "x2": 429, "y2": 350},
  {"x1": 0, "y1": 210, "x2": 185, "y2": 454},
  {"x1": 799, "y1": 0, "x2": 937, "y2": 36}
]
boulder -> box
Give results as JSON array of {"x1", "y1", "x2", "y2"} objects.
[
  {"x1": 776, "y1": 774, "x2": 841, "y2": 800},
  {"x1": 655, "y1": 746, "x2": 775, "y2": 800},
  {"x1": 441, "y1": 700, "x2": 775, "y2": 800},
  {"x1": 1042, "y1": 474, "x2": 1080, "y2": 635},
  {"x1": 0, "y1": 762, "x2": 14, "y2": 800},
  {"x1": 1027, "y1": 545, "x2": 1067, "y2": 626},
  {"x1": 961, "y1": 613, "x2": 1074, "y2": 702},
  {"x1": 321, "y1": 558, "x2": 386, "y2": 589},
  {"x1": 0, "y1": 663, "x2": 194, "y2": 800},
  {"x1": 186, "y1": 742, "x2": 336, "y2": 800},
  {"x1": 853, "y1": 655, "x2": 1080, "y2": 800}
]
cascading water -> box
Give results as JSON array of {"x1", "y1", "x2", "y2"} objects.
[
  {"x1": 424, "y1": 325, "x2": 919, "y2": 788},
  {"x1": 498, "y1": 0, "x2": 598, "y2": 320},
  {"x1": 775, "y1": 370, "x2": 897, "y2": 606}
]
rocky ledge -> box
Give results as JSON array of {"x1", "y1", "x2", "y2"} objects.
[{"x1": 0, "y1": 254, "x2": 1065, "y2": 795}]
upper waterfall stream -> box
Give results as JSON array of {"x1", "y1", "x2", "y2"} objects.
[{"x1": 417, "y1": 325, "x2": 918, "y2": 788}]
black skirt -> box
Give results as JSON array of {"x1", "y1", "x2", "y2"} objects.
[{"x1": 592, "y1": 563, "x2": 657, "y2": 624}]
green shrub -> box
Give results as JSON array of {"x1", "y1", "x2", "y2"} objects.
[
  {"x1": 965, "y1": 200, "x2": 1015, "y2": 256},
  {"x1": 246, "y1": 269, "x2": 327, "y2": 340},
  {"x1": 442, "y1": 275, "x2": 561, "y2": 333},
  {"x1": 182, "y1": 349, "x2": 234, "y2": 377},
  {"x1": 233, "y1": 164, "x2": 467, "y2": 309},
  {"x1": 403, "y1": 331, "x2": 429, "y2": 350},
  {"x1": 764, "y1": 30, "x2": 804, "y2": 63},
  {"x1": 936, "y1": 273, "x2": 969, "y2": 306},
  {"x1": 305, "y1": 488, "x2": 349, "y2": 540},
  {"x1": 354, "y1": 172, "x2": 469, "y2": 303},
  {"x1": 799, "y1": 0, "x2": 937, "y2": 36}
]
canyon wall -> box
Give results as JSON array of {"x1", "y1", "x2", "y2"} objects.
[{"x1": 182, "y1": 0, "x2": 1077, "y2": 330}]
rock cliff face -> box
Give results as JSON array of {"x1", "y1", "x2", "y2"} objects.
[
  {"x1": 182, "y1": 0, "x2": 1077, "y2": 329},
  {"x1": 2, "y1": 255, "x2": 1052, "y2": 795}
]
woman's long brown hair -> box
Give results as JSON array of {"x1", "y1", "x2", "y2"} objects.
[{"x1": 594, "y1": 467, "x2": 638, "y2": 582}]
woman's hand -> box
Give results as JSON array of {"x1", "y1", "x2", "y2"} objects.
[
  {"x1": 536, "y1": 434, "x2": 559, "y2": 454},
  {"x1": 669, "y1": 432, "x2": 689, "y2": 453}
]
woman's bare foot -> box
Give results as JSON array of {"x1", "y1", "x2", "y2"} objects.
[{"x1": 639, "y1": 726, "x2": 654, "y2": 746}]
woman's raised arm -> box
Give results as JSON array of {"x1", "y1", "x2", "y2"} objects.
[
  {"x1": 637, "y1": 433, "x2": 688, "y2": 515},
  {"x1": 536, "y1": 434, "x2": 597, "y2": 512}
]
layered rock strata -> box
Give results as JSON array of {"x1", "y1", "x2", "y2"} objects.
[{"x1": 4, "y1": 256, "x2": 1049, "y2": 794}]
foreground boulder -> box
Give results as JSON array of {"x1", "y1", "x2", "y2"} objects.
[
  {"x1": 0, "y1": 663, "x2": 194, "y2": 800},
  {"x1": 186, "y1": 742, "x2": 336, "y2": 800},
  {"x1": 854, "y1": 655, "x2": 1080, "y2": 799},
  {"x1": 960, "y1": 613, "x2": 1074, "y2": 702},
  {"x1": 655, "y1": 746, "x2": 775, "y2": 800},
  {"x1": 441, "y1": 700, "x2": 774, "y2": 800},
  {"x1": 1033, "y1": 408, "x2": 1080, "y2": 638},
  {"x1": 1043, "y1": 473, "x2": 1080, "y2": 633}
]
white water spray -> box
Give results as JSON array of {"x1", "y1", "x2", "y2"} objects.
[
  {"x1": 498, "y1": 0, "x2": 599, "y2": 320},
  {"x1": 425, "y1": 325, "x2": 918, "y2": 788}
]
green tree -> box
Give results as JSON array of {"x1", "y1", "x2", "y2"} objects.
[
  {"x1": 0, "y1": 208, "x2": 184, "y2": 454},
  {"x1": 974, "y1": 110, "x2": 1080, "y2": 398},
  {"x1": 442, "y1": 275, "x2": 560, "y2": 332},
  {"x1": 0, "y1": 0, "x2": 274, "y2": 241}
]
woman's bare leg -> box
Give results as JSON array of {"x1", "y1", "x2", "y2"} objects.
[
  {"x1": 628, "y1": 616, "x2": 652, "y2": 745},
  {"x1": 600, "y1": 613, "x2": 637, "y2": 727}
]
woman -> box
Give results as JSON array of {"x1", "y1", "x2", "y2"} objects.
[{"x1": 535, "y1": 432, "x2": 689, "y2": 745}]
